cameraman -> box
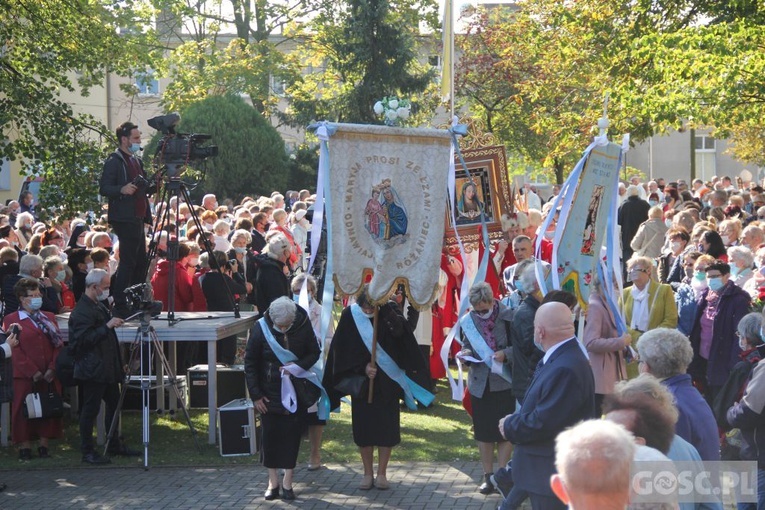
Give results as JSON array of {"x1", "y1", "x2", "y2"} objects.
[
  {"x1": 68, "y1": 269, "x2": 137, "y2": 463},
  {"x1": 99, "y1": 122, "x2": 155, "y2": 318}
]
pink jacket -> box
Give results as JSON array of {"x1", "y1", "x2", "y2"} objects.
[{"x1": 582, "y1": 293, "x2": 628, "y2": 395}]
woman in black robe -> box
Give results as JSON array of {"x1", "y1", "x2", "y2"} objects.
[
  {"x1": 323, "y1": 286, "x2": 430, "y2": 491},
  {"x1": 245, "y1": 297, "x2": 320, "y2": 501}
]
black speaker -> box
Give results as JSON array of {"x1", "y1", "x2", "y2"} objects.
[{"x1": 187, "y1": 364, "x2": 247, "y2": 408}]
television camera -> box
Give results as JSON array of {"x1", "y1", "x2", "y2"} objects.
[{"x1": 148, "y1": 113, "x2": 218, "y2": 178}]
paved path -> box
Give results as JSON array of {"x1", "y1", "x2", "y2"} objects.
[{"x1": 0, "y1": 462, "x2": 508, "y2": 509}]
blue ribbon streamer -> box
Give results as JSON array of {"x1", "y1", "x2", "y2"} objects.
[
  {"x1": 257, "y1": 318, "x2": 330, "y2": 420},
  {"x1": 350, "y1": 304, "x2": 434, "y2": 410}
]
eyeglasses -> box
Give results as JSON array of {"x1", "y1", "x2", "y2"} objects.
[{"x1": 629, "y1": 268, "x2": 648, "y2": 274}]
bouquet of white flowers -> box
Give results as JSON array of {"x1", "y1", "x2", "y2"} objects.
[{"x1": 373, "y1": 97, "x2": 411, "y2": 126}]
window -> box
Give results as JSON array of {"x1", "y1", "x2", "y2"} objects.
[
  {"x1": 134, "y1": 69, "x2": 159, "y2": 96},
  {"x1": 0, "y1": 158, "x2": 10, "y2": 191},
  {"x1": 428, "y1": 55, "x2": 441, "y2": 68},
  {"x1": 694, "y1": 135, "x2": 716, "y2": 181},
  {"x1": 270, "y1": 74, "x2": 286, "y2": 96}
]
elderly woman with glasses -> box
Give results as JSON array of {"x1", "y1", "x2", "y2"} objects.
[
  {"x1": 688, "y1": 260, "x2": 751, "y2": 402},
  {"x1": 636, "y1": 328, "x2": 720, "y2": 461},
  {"x1": 622, "y1": 256, "x2": 678, "y2": 344},
  {"x1": 245, "y1": 296, "x2": 320, "y2": 501},
  {"x1": 459, "y1": 281, "x2": 514, "y2": 495}
]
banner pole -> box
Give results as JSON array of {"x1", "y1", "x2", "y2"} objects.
[{"x1": 367, "y1": 306, "x2": 380, "y2": 403}]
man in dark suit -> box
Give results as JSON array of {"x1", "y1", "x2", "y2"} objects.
[
  {"x1": 499, "y1": 302, "x2": 596, "y2": 510},
  {"x1": 618, "y1": 185, "x2": 650, "y2": 276}
]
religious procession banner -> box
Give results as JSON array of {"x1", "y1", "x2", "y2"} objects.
[
  {"x1": 538, "y1": 137, "x2": 623, "y2": 312},
  {"x1": 328, "y1": 123, "x2": 452, "y2": 308}
]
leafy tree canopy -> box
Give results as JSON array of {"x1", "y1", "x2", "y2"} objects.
[
  {"x1": 0, "y1": 0, "x2": 159, "y2": 215},
  {"x1": 156, "y1": 94, "x2": 289, "y2": 202}
]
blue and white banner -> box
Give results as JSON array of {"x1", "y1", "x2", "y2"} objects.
[
  {"x1": 537, "y1": 137, "x2": 624, "y2": 316},
  {"x1": 328, "y1": 124, "x2": 452, "y2": 308}
]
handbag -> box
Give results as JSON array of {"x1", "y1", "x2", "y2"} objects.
[
  {"x1": 334, "y1": 375, "x2": 366, "y2": 399},
  {"x1": 291, "y1": 375, "x2": 321, "y2": 409},
  {"x1": 23, "y1": 382, "x2": 63, "y2": 419}
]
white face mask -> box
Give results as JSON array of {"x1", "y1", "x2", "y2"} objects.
[
  {"x1": 665, "y1": 219, "x2": 673, "y2": 228},
  {"x1": 671, "y1": 241, "x2": 682, "y2": 253},
  {"x1": 721, "y1": 235, "x2": 731, "y2": 246},
  {"x1": 475, "y1": 309, "x2": 493, "y2": 319}
]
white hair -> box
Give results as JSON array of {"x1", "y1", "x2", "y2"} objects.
[
  {"x1": 213, "y1": 219, "x2": 230, "y2": 235},
  {"x1": 85, "y1": 268, "x2": 109, "y2": 287},
  {"x1": 728, "y1": 245, "x2": 754, "y2": 268},
  {"x1": 265, "y1": 233, "x2": 290, "y2": 260},
  {"x1": 555, "y1": 420, "x2": 635, "y2": 496},
  {"x1": 230, "y1": 229, "x2": 252, "y2": 245},
  {"x1": 269, "y1": 296, "x2": 297, "y2": 326},
  {"x1": 636, "y1": 328, "x2": 693, "y2": 378},
  {"x1": 19, "y1": 253, "x2": 43, "y2": 274}
]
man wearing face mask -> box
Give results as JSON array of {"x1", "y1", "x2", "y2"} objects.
[
  {"x1": 499, "y1": 302, "x2": 596, "y2": 510},
  {"x1": 68, "y1": 269, "x2": 139, "y2": 464},
  {"x1": 99, "y1": 121, "x2": 155, "y2": 319},
  {"x1": 689, "y1": 261, "x2": 752, "y2": 402}
]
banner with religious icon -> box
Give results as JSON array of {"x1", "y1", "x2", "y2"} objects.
[
  {"x1": 539, "y1": 139, "x2": 623, "y2": 311},
  {"x1": 328, "y1": 123, "x2": 452, "y2": 308}
]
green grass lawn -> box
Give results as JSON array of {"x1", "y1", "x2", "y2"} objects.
[{"x1": 0, "y1": 378, "x2": 479, "y2": 470}]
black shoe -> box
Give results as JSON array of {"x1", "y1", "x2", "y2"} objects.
[
  {"x1": 82, "y1": 452, "x2": 111, "y2": 465},
  {"x1": 264, "y1": 486, "x2": 280, "y2": 500},
  {"x1": 478, "y1": 473, "x2": 497, "y2": 495},
  {"x1": 490, "y1": 472, "x2": 513, "y2": 500},
  {"x1": 37, "y1": 446, "x2": 50, "y2": 459},
  {"x1": 282, "y1": 487, "x2": 295, "y2": 500},
  {"x1": 18, "y1": 448, "x2": 32, "y2": 461}
]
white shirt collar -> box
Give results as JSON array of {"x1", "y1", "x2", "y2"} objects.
[{"x1": 542, "y1": 336, "x2": 578, "y2": 364}]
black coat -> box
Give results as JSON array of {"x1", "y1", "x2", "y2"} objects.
[
  {"x1": 68, "y1": 294, "x2": 123, "y2": 383},
  {"x1": 2, "y1": 274, "x2": 58, "y2": 317},
  {"x1": 227, "y1": 248, "x2": 259, "y2": 305},
  {"x1": 510, "y1": 294, "x2": 543, "y2": 401},
  {"x1": 322, "y1": 303, "x2": 430, "y2": 410},
  {"x1": 254, "y1": 254, "x2": 289, "y2": 317},
  {"x1": 244, "y1": 306, "x2": 320, "y2": 413},
  {"x1": 618, "y1": 196, "x2": 650, "y2": 260},
  {"x1": 98, "y1": 149, "x2": 154, "y2": 225},
  {"x1": 199, "y1": 271, "x2": 247, "y2": 312}
]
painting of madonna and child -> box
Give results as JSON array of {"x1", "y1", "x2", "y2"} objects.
[{"x1": 364, "y1": 179, "x2": 410, "y2": 247}]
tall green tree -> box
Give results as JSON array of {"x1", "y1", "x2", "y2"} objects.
[
  {"x1": 155, "y1": 0, "x2": 327, "y2": 117},
  {"x1": 283, "y1": 0, "x2": 440, "y2": 126},
  {"x1": 0, "y1": 0, "x2": 158, "y2": 214},
  {"x1": 164, "y1": 94, "x2": 289, "y2": 201}
]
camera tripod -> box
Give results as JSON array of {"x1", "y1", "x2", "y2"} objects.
[{"x1": 104, "y1": 310, "x2": 201, "y2": 469}]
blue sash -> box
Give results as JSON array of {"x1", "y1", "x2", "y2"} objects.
[
  {"x1": 350, "y1": 304, "x2": 434, "y2": 410},
  {"x1": 459, "y1": 313, "x2": 512, "y2": 384},
  {"x1": 258, "y1": 318, "x2": 330, "y2": 420}
]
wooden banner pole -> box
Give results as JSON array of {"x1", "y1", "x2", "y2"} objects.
[{"x1": 367, "y1": 306, "x2": 379, "y2": 404}]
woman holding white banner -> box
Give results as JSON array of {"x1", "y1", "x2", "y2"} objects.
[
  {"x1": 244, "y1": 297, "x2": 321, "y2": 501},
  {"x1": 458, "y1": 282, "x2": 515, "y2": 495}
]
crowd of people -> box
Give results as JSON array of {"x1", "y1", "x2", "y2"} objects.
[{"x1": 2, "y1": 120, "x2": 765, "y2": 508}]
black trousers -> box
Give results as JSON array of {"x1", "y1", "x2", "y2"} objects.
[
  {"x1": 111, "y1": 220, "x2": 148, "y2": 309},
  {"x1": 79, "y1": 380, "x2": 120, "y2": 453}
]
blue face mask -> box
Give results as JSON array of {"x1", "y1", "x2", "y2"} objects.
[
  {"x1": 129, "y1": 143, "x2": 141, "y2": 154},
  {"x1": 707, "y1": 277, "x2": 724, "y2": 292},
  {"x1": 293, "y1": 294, "x2": 300, "y2": 303},
  {"x1": 28, "y1": 297, "x2": 43, "y2": 311},
  {"x1": 649, "y1": 200, "x2": 659, "y2": 207},
  {"x1": 514, "y1": 279, "x2": 524, "y2": 293},
  {"x1": 730, "y1": 266, "x2": 742, "y2": 278}
]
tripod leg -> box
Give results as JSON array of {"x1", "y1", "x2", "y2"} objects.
[
  {"x1": 103, "y1": 335, "x2": 142, "y2": 458},
  {"x1": 150, "y1": 329, "x2": 202, "y2": 453}
]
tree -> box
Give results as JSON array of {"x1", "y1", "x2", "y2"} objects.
[
  {"x1": 155, "y1": 0, "x2": 326, "y2": 117},
  {"x1": 162, "y1": 94, "x2": 289, "y2": 201},
  {"x1": 0, "y1": 0, "x2": 158, "y2": 214},
  {"x1": 282, "y1": 0, "x2": 440, "y2": 127}
]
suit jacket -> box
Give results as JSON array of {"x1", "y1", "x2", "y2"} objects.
[
  {"x1": 503, "y1": 338, "x2": 596, "y2": 497},
  {"x1": 621, "y1": 280, "x2": 678, "y2": 342}
]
